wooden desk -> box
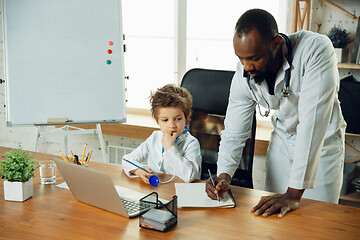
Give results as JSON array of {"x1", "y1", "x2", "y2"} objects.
[{"x1": 0, "y1": 146, "x2": 359, "y2": 240}]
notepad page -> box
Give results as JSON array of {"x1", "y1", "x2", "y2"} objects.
[
  {"x1": 114, "y1": 186, "x2": 169, "y2": 204},
  {"x1": 175, "y1": 183, "x2": 235, "y2": 208}
]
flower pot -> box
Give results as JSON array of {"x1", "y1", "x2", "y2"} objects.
[
  {"x1": 4, "y1": 178, "x2": 33, "y2": 202},
  {"x1": 334, "y1": 47, "x2": 349, "y2": 63}
]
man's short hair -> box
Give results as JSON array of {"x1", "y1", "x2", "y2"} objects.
[
  {"x1": 235, "y1": 9, "x2": 278, "y2": 42},
  {"x1": 149, "y1": 84, "x2": 193, "y2": 121}
]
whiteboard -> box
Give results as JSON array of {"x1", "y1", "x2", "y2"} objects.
[{"x1": 2, "y1": 0, "x2": 126, "y2": 126}]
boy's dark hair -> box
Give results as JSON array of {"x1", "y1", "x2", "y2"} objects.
[
  {"x1": 150, "y1": 84, "x2": 193, "y2": 121},
  {"x1": 235, "y1": 9, "x2": 278, "y2": 42}
]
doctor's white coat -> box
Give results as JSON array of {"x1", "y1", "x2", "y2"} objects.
[
  {"x1": 122, "y1": 130, "x2": 202, "y2": 183},
  {"x1": 217, "y1": 31, "x2": 346, "y2": 203}
]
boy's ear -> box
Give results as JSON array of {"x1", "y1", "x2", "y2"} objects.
[
  {"x1": 185, "y1": 113, "x2": 191, "y2": 125},
  {"x1": 186, "y1": 111, "x2": 192, "y2": 121}
]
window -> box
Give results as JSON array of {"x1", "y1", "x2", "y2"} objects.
[
  {"x1": 122, "y1": 0, "x2": 286, "y2": 121},
  {"x1": 187, "y1": 0, "x2": 283, "y2": 71},
  {"x1": 187, "y1": 0, "x2": 284, "y2": 123},
  {"x1": 122, "y1": 0, "x2": 175, "y2": 110}
]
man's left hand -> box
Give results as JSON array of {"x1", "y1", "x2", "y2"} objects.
[{"x1": 251, "y1": 187, "x2": 304, "y2": 218}]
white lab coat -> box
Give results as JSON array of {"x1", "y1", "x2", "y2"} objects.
[
  {"x1": 122, "y1": 130, "x2": 202, "y2": 183},
  {"x1": 217, "y1": 31, "x2": 346, "y2": 203}
]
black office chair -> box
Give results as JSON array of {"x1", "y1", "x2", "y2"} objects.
[
  {"x1": 181, "y1": 68, "x2": 256, "y2": 188},
  {"x1": 338, "y1": 75, "x2": 360, "y2": 195}
]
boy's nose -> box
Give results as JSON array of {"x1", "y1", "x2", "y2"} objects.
[{"x1": 169, "y1": 121, "x2": 176, "y2": 128}]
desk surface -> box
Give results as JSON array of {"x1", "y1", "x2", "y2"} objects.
[{"x1": 0, "y1": 146, "x2": 359, "y2": 240}]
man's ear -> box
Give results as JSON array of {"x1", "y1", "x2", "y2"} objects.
[{"x1": 272, "y1": 35, "x2": 282, "y2": 50}]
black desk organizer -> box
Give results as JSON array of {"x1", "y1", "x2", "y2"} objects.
[{"x1": 139, "y1": 192, "x2": 178, "y2": 232}]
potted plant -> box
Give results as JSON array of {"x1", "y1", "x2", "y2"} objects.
[
  {"x1": 327, "y1": 25, "x2": 351, "y2": 63},
  {"x1": 0, "y1": 147, "x2": 39, "y2": 201}
]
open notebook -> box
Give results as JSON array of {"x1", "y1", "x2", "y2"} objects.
[{"x1": 175, "y1": 183, "x2": 236, "y2": 208}]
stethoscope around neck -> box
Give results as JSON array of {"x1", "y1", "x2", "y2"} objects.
[
  {"x1": 244, "y1": 33, "x2": 293, "y2": 117},
  {"x1": 161, "y1": 126, "x2": 188, "y2": 154}
]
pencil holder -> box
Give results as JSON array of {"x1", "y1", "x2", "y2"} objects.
[
  {"x1": 70, "y1": 155, "x2": 88, "y2": 166},
  {"x1": 139, "y1": 192, "x2": 178, "y2": 232},
  {"x1": 71, "y1": 152, "x2": 92, "y2": 166}
]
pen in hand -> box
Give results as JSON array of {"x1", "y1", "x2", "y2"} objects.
[{"x1": 208, "y1": 169, "x2": 220, "y2": 202}]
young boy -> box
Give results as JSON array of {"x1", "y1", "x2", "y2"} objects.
[{"x1": 122, "y1": 84, "x2": 202, "y2": 184}]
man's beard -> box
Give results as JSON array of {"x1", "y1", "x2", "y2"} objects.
[{"x1": 252, "y1": 54, "x2": 275, "y2": 84}]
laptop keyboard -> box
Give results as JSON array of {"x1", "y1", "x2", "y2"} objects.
[{"x1": 120, "y1": 198, "x2": 152, "y2": 215}]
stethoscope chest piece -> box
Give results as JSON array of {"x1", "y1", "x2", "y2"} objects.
[
  {"x1": 149, "y1": 175, "x2": 159, "y2": 186},
  {"x1": 282, "y1": 86, "x2": 289, "y2": 98}
]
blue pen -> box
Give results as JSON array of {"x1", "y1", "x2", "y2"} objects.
[
  {"x1": 124, "y1": 159, "x2": 150, "y2": 173},
  {"x1": 208, "y1": 169, "x2": 220, "y2": 202},
  {"x1": 83, "y1": 152, "x2": 90, "y2": 166}
]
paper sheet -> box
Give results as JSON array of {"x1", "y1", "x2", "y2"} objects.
[{"x1": 175, "y1": 183, "x2": 235, "y2": 208}]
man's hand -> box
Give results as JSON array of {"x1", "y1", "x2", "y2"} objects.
[
  {"x1": 161, "y1": 131, "x2": 177, "y2": 152},
  {"x1": 251, "y1": 187, "x2": 304, "y2": 218},
  {"x1": 131, "y1": 167, "x2": 153, "y2": 184},
  {"x1": 205, "y1": 173, "x2": 231, "y2": 200}
]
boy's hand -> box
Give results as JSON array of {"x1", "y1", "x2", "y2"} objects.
[
  {"x1": 161, "y1": 131, "x2": 177, "y2": 152},
  {"x1": 131, "y1": 167, "x2": 153, "y2": 184}
]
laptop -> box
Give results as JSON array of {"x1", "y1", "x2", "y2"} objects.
[{"x1": 54, "y1": 159, "x2": 158, "y2": 218}]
